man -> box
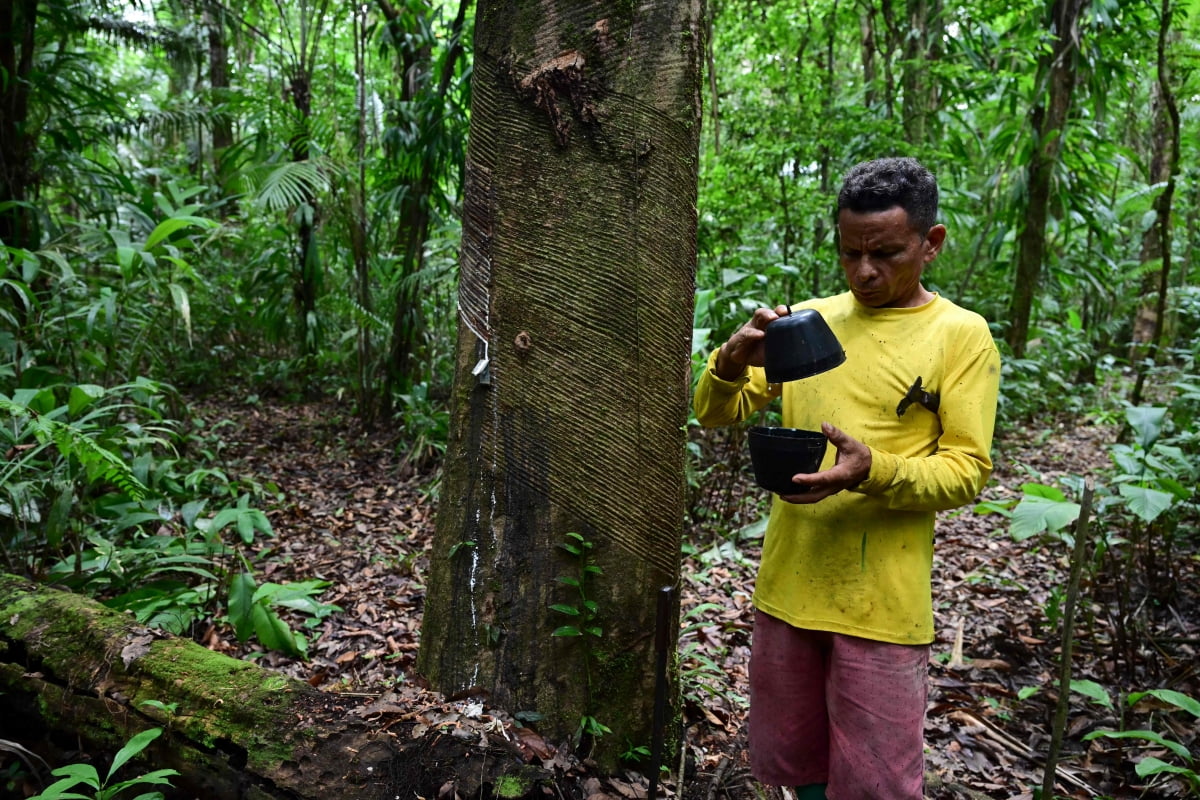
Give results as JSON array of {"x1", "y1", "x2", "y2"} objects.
[{"x1": 693, "y1": 157, "x2": 1000, "y2": 799}]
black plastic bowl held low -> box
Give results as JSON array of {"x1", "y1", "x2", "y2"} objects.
[
  {"x1": 747, "y1": 426, "x2": 829, "y2": 495},
  {"x1": 763, "y1": 308, "x2": 846, "y2": 383}
]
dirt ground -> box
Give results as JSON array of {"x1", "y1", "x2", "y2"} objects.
[{"x1": 195, "y1": 399, "x2": 1197, "y2": 800}]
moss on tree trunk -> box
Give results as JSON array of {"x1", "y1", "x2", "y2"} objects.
[{"x1": 0, "y1": 574, "x2": 549, "y2": 800}]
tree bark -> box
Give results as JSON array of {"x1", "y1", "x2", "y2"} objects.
[
  {"x1": 380, "y1": 0, "x2": 471, "y2": 405},
  {"x1": 901, "y1": 0, "x2": 942, "y2": 145},
  {"x1": 0, "y1": 574, "x2": 547, "y2": 800},
  {"x1": 1006, "y1": 0, "x2": 1088, "y2": 357},
  {"x1": 206, "y1": 0, "x2": 235, "y2": 215},
  {"x1": 418, "y1": 0, "x2": 703, "y2": 768},
  {"x1": 0, "y1": 0, "x2": 41, "y2": 250},
  {"x1": 1130, "y1": 0, "x2": 1179, "y2": 406}
]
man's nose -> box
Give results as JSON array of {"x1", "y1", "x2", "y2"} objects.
[{"x1": 854, "y1": 258, "x2": 879, "y2": 284}]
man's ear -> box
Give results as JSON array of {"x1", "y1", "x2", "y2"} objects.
[{"x1": 923, "y1": 224, "x2": 947, "y2": 261}]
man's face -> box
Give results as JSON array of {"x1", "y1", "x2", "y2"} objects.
[{"x1": 837, "y1": 206, "x2": 946, "y2": 308}]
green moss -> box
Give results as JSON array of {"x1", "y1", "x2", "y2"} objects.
[
  {"x1": 495, "y1": 773, "x2": 530, "y2": 798},
  {"x1": 0, "y1": 575, "x2": 314, "y2": 770}
]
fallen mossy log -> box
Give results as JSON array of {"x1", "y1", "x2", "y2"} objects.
[{"x1": 0, "y1": 574, "x2": 552, "y2": 800}]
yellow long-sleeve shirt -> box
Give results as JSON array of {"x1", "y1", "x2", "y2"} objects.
[{"x1": 694, "y1": 292, "x2": 1000, "y2": 644}]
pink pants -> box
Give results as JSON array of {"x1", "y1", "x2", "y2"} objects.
[{"x1": 748, "y1": 610, "x2": 929, "y2": 799}]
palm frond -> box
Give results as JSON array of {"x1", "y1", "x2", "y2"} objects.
[{"x1": 248, "y1": 161, "x2": 330, "y2": 212}]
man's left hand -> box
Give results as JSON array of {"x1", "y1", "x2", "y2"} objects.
[{"x1": 778, "y1": 422, "x2": 871, "y2": 504}]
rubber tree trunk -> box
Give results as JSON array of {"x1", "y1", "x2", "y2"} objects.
[
  {"x1": 1006, "y1": 0, "x2": 1088, "y2": 357},
  {"x1": 418, "y1": 0, "x2": 703, "y2": 769}
]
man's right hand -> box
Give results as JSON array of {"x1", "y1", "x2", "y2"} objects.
[{"x1": 714, "y1": 305, "x2": 790, "y2": 381}]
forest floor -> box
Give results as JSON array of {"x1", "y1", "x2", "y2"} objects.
[{"x1": 196, "y1": 397, "x2": 1199, "y2": 800}]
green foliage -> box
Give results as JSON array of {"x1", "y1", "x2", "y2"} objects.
[
  {"x1": 227, "y1": 569, "x2": 340, "y2": 660},
  {"x1": 551, "y1": 531, "x2": 609, "y2": 746},
  {"x1": 678, "y1": 601, "x2": 747, "y2": 712},
  {"x1": 1084, "y1": 689, "x2": 1200, "y2": 796},
  {"x1": 27, "y1": 727, "x2": 178, "y2": 800},
  {"x1": 0, "y1": 370, "x2": 331, "y2": 657},
  {"x1": 551, "y1": 532, "x2": 603, "y2": 640}
]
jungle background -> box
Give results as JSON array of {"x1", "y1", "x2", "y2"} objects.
[{"x1": 1, "y1": 0, "x2": 1198, "y2": 798}]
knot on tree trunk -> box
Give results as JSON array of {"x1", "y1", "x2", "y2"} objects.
[{"x1": 513, "y1": 51, "x2": 598, "y2": 147}]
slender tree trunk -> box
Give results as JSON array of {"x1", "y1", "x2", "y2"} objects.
[
  {"x1": 354, "y1": 5, "x2": 375, "y2": 426},
  {"x1": 901, "y1": 0, "x2": 942, "y2": 145},
  {"x1": 289, "y1": 68, "x2": 321, "y2": 358},
  {"x1": 859, "y1": 4, "x2": 878, "y2": 109},
  {"x1": 418, "y1": 0, "x2": 703, "y2": 769},
  {"x1": 1131, "y1": 0, "x2": 1179, "y2": 406},
  {"x1": 205, "y1": 0, "x2": 235, "y2": 214},
  {"x1": 813, "y1": 0, "x2": 840, "y2": 298},
  {"x1": 0, "y1": 0, "x2": 40, "y2": 250},
  {"x1": 380, "y1": 0, "x2": 470, "y2": 407},
  {"x1": 1005, "y1": 0, "x2": 1088, "y2": 357},
  {"x1": 876, "y1": 0, "x2": 898, "y2": 119}
]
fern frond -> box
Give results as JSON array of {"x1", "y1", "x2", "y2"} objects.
[
  {"x1": 345, "y1": 296, "x2": 389, "y2": 333},
  {"x1": 0, "y1": 398, "x2": 149, "y2": 501}
]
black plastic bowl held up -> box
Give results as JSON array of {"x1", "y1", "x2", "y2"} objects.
[
  {"x1": 763, "y1": 308, "x2": 846, "y2": 383},
  {"x1": 747, "y1": 426, "x2": 829, "y2": 495}
]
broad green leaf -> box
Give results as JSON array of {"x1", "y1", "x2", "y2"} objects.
[
  {"x1": 552, "y1": 626, "x2": 582, "y2": 637},
  {"x1": 1129, "y1": 689, "x2": 1200, "y2": 718},
  {"x1": 973, "y1": 499, "x2": 1015, "y2": 518},
  {"x1": 67, "y1": 384, "x2": 105, "y2": 417},
  {"x1": 1070, "y1": 679, "x2": 1113, "y2": 709},
  {"x1": 106, "y1": 727, "x2": 163, "y2": 783},
  {"x1": 252, "y1": 602, "x2": 303, "y2": 657},
  {"x1": 1082, "y1": 729, "x2": 1190, "y2": 760},
  {"x1": 1118, "y1": 484, "x2": 1174, "y2": 524},
  {"x1": 550, "y1": 604, "x2": 580, "y2": 616},
  {"x1": 1157, "y1": 477, "x2": 1191, "y2": 501},
  {"x1": 228, "y1": 572, "x2": 256, "y2": 642},
  {"x1": 107, "y1": 769, "x2": 179, "y2": 792},
  {"x1": 48, "y1": 763, "x2": 101, "y2": 784},
  {"x1": 1019, "y1": 482, "x2": 1068, "y2": 501},
  {"x1": 26, "y1": 774, "x2": 93, "y2": 800},
  {"x1": 144, "y1": 216, "x2": 216, "y2": 250},
  {"x1": 169, "y1": 283, "x2": 192, "y2": 345},
  {"x1": 1010, "y1": 495, "x2": 1080, "y2": 541},
  {"x1": 1125, "y1": 406, "x2": 1167, "y2": 450},
  {"x1": 125, "y1": 791, "x2": 171, "y2": 800},
  {"x1": 237, "y1": 510, "x2": 257, "y2": 544},
  {"x1": 722, "y1": 268, "x2": 750, "y2": 286},
  {"x1": 45, "y1": 485, "x2": 74, "y2": 549},
  {"x1": 116, "y1": 245, "x2": 137, "y2": 273},
  {"x1": 1134, "y1": 757, "x2": 1197, "y2": 781},
  {"x1": 739, "y1": 517, "x2": 769, "y2": 539}
]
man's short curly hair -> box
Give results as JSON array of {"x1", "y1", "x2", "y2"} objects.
[{"x1": 836, "y1": 157, "x2": 939, "y2": 233}]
